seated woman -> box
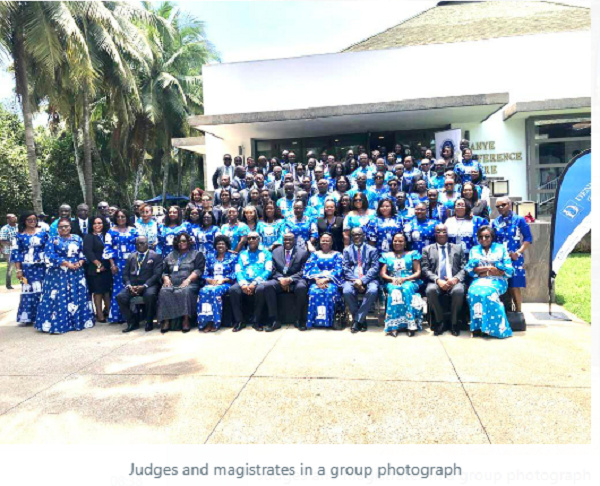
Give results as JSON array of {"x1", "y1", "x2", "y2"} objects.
[
  {"x1": 157, "y1": 232, "x2": 205, "y2": 333},
  {"x1": 445, "y1": 198, "x2": 487, "y2": 259},
  {"x1": 465, "y1": 225, "x2": 515, "y2": 339},
  {"x1": 35, "y1": 218, "x2": 95, "y2": 334},
  {"x1": 11, "y1": 211, "x2": 49, "y2": 326},
  {"x1": 379, "y1": 233, "x2": 423, "y2": 337},
  {"x1": 303, "y1": 232, "x2": 343, "y2": 330},
  {"x1": 197, "y1": 235, "x2": 238, "y2": 332}
]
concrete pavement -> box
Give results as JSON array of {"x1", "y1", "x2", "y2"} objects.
[{"x1": 0, "y1": 289, "x2": 591, "y2": 444}]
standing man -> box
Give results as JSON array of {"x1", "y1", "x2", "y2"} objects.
[
  {"x1": 0, "y1": 214, "x2": 18, "y2": 289},
  {"x1": 422, "y1": 224, "x2": 466, "y2": 336},
  {"x1": 229, "y1": 232, "x2": 273, "y2": 332},
  {"x1": 492, "y1": 197, "x2": 532, "y2": 312},
  {"x1": 49, "y1": 204, "x2": 73, "y2": 237},
  {"x1": 116, "y1": 236, "x2": 163, "y2": 332},
  {"x1": 71, "y1": 203, "x2": 92, "y2": 237},
  {"x1": 212, "y1": 154, "x2": 235, "y2": 189},
  {"x1": 342, "y1": 228, "x2": 380, "y2": 333},
  {"x1": 259, "y1": 232, "x2": 310, "y2": 331},
  {"x1": 96, "y1": 201, "x2": 111, "y2": 227},
  {"x1": 213, "y1": 174, "x2": 233, "y2": 206}
]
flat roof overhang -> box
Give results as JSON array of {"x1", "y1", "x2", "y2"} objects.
[
  {"x1": 189, "y1": 93, "x2": 509, "y2": 140},
  {"x1": 172, "y1": 136, "x2": 205, "y2": 155},
  {"x1": 503, "y1": 97, "x2": 591, "y2": 121}
]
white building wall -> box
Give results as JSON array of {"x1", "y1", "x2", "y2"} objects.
[{"x1": 202, "y1": 31, "x2": 590, "y2": 115}]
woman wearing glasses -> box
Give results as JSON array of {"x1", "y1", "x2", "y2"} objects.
[
  {"x1": 35, "y1": 218, "x2": 95, "y2": 334},
  {"x1": 102, "y1": 209, "x2": 139, "y2": 323},
  {"x1": 10, "y1": 211, "x2": 49, "y2": 326},
  {"x1": 465, "y1": 225, "x2": 515, "y2": 338}
]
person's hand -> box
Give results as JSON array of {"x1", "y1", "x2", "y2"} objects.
[
  {"x1": 436, "y1": 278, "x2": 448, "y2": 291},
  {"x1": 489, "y1": 267, "x2": 503, "y2": 277},
  {"x1": 111, "y1": 265, "x2": 118, "y2": 275},
  {"x1": 134, "y1": 285, "x2": 145, "y2": 294},
  {"x1": 180, "y1": 278, "x2": 190, "y2": 289},
  {"x1": 510, "y1": 251, "x2": 521, "y2": 261},
  {"x1": 446, "y1": 277, "x2": 459, "y2": 289},
  {"x1": 241, "y1": 284, "x2": 250, "y2": 295},
  {"x1": 247, "y1": 282, "x2": 257, "y2": 295},
  {"x1": 163, "y1": 276, "x2": 172, "y2": 288},
  {"x1": 353, "y1": 279, "x2": 363, "y2": 290}
]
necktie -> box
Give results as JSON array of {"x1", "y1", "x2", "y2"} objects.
[
  {"x1": 440, "y1": 245, "x2": 447, "y2": 280},
  {"x1": 82, "y1": 221, "x2": 87, "y2": 234},
  {"x1": 285, "y1": 250, "x2": 291, "y2": 266},
  {"x1": 357, "y1": 246, "x2": 363, "y2": 277}
]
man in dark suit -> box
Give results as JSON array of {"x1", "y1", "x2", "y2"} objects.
[
  {"x1": 116, "y1": 236, "x2": 163, "y2": 332},
  {"x1": 212, "y1": 154, "x2": 235, "y2": 189},
  {"x1": 71, "y1": 203, "x2": 93, "y2": 237},
  {"x1": 342, "y1": 228, "x2": 380, "y2": 333},
  {"x1": 421, "y1": 224, "x2": 466, "y2": 336},
  {"x1": 258, "y1": 232, "x2": 310, "y2": 332}
]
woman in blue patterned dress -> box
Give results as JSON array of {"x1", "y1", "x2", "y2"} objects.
[
  {"x1": 197, "y1": 235, "x2": 238, "y2": 332},
  {"x1": 445, "y1": 199, "x2": 487, "y2": 259},
  {"x1": 192, "y1": 211, "x2": 220, "y2": 258},
  {"x1": 281, "y1": 200, "x2": 318, "y2": 252},
  {"x1": 158, "y1": 205, "x2": 191, "y2": 256},
  {"x1": 343, "y1": 192, "x2": 376, "y2": 246},
  {"x1": 403, "y1": 202, "x2": 437, "y2": 253},
  {"x1": 303, "y1": 233, "x2": 343, "y2": 329},
  {"x1": 465, "y1": 225, "x2": 515, "y2": 339},
  {"x1": 11, "y1": 211, "x2": 49, "y2": 326},
  {"x1": 379, "y1": 233, "x2": 424, "y2": 337},
  {"x1": 35, "y1": 218, "x2": 95, "y2": 334},
  {"x1": 259, "y1": 201, "x2": 284, "y2": 251},
  {"x1": 366, "y1": 198, "x2": 403, "y2": 254},
  {"x1": 220, "y1": 206, "x2": 250, "y2": 253},
  {"x1": 103, "y1": 209, "x2": 139, "y2": 323},
  {"x1": 135, "y1": 203, "x2": 159, "y2": 250}
]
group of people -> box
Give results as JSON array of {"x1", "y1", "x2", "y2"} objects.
[{"x1": 1, "y1": 142, "x2": 532, "y2": 338}]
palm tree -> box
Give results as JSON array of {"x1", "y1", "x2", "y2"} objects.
[{"x1": 0, "y1": 1, "x2": 88, "y2": 213}]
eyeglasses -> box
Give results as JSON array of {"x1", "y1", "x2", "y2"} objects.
[
  {"x1": 247, "y1": 236, "x2": 259, "y2": 240},
  {"x1": 58, "y1": 225, "x2": 70, "y2": 229},
  {"x1": 479, "y1": 234, "x2": 492, "y2": 239},
  {"x1": 496, "y1": 203, "x2": 508, "y2": 209}
]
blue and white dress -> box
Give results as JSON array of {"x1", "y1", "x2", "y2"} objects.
[
  {"x1": 303, "y1": 251, "x2": 343, "y2": 328},
  {"x1": 191, "y1": 225, "x2": 221, "y2": 258},
  {"x1": 197, "y1": 251, "x2": 238, "y2": 330},
  {"x1": 276, "y1": 197, "x2": 296, "y2": 218},
  {"x1": 465, "y1": 243, "x2": 515, "y2": 338},
  {"x1": 103, "y1": 227, "x2": 139, "y2": 323},
  {"x1": 158, "y1": 222, "x2": 192, "y2": 256},
  {"x1": 454, "y1": 159, "x2": 485, "y2": 184},
  {"x1": 309, "y1": 192, "x2": 338, "y2": 217},
  {"x1": 135, "y1": 219, "x2": 160, "y2": 250},
  {"x1": 446, "y1": 216, "x2": 487, "y2": 259},
  {"x1": 259, "y1": 220, "x2": 285, "y2": 248},
  {"x1": 439, "y1": 191, "x2": 460, "y2": 216},
  {"x1": 403, "y1": 217, "x2": 436, "y2": 253},
  {"x1": 220, "y1": 221, "x2": 250, "y2": 251},
  {"x1": 35, "y1": 235, "x2": 95, "y2": 334},
  {"x1": 492, "y1": 212, "x2": 533, "y2": 288},
  {"x1": 10, "y1": 230, "x2": 49, "y2": 324},
  {"x1": 365, "y1": 217, "x2": 404, "y2": 254},
  {"x1": 343, "y1": 211, "x2": 376, "y2": 233},
  {"x1": 380, "y1": 251, "x2": 424, "y2": 332},
  {"x1": 281, "y1": 215, "x2": 318, "y2": 250}
]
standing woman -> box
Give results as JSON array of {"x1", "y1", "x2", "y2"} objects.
[
  {"x1": 243, "y1": 205, "x2": 263, "y2": 234},
  {"x1": 461, "y1": 182, "x2": 489, "y2": 220},
  {"x1": 366, "y1": 198, "x2": 403, "y2": 254},
  {"x1": 11, "y1": 211, "x2": 49, "y2": 326},
  {"x1": 103, "y1": 209, "x2": 139, "y2": 323},
  {"x1": 281, "y1": 200, "x2": 318, "y2": 252},
  {"x1": 336, "y1": 194, "x2": 352, "y2": 221},
  {"x1": 192, "y1": 211, "x2": 220, "y2": 258},
  {"x1": 158, "y1": 232, "x2": 205, "y2": 333},
  {"x1": 186, "y1": 188, "x2": 204, "y2": 213},
  {"x1": 213, "y1": 189, "x2": 232, "y2": 225},
  {"x1": 343, "y1": 192, "x2": 376, "y2": 247},
  {"x1": 317, "y1": 200, "x2": 344, "y2": 252},
  {"x1": 186, "y1": 207, "x2": 202, "y2": 250},
  {"x1": 158, "y1": 205, "x2": 191, "y2": 256},
  {"x1": 135, "y1": 203, "x2": 159, "y2": 250},
  {"x1": 332, "y1": 175, "x2": 351, "y2": 200},
  {"x1": 445, "y1": 198, "x2": 487, "y2": 259},
  {"x1": 465, "y1": 226, "x2": 514, "y2": 339},
  {"x1": 220, "y1": 206, "x2": 250, "y2": 253},
  {"x1": 403, "y1": 202, "x2": 437, "y2": 254},
  {"x1": 379, "y1": 233, "x2": 423, "y2": 337},
  {"x1": 260, "y1": 201, "x2": 284, "y2": 251},
  {"x1": 83, "y1": 217, "x2": 112, "y2": 323},
  {"x1": 327, "y1": 163, "x2": 346, "y2": 191},
  {"x1": 197, "y1": 235, "x2": 237, "y2": 332},
  {"x1": 303, "y1": 232, "x2": 343, "y2": 329},
  {"x1": 35, "y1": 219, "x2": 95, "y2": 334},
  {"x1": 247, "y1": 188, "x2": 264, "y2": 220}
]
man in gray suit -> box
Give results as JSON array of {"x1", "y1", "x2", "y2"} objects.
[
  {"x1": 212, "y1": 154, "x2": 235, "y2": 189},
  {"x1": 421, "y1": 224, "x2": 466, "y2": 336}
]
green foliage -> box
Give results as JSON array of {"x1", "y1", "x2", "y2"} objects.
[{"x1": 555, "y1": 253, "x2": 591, "y2": 323}]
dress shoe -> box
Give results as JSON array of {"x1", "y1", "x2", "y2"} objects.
[
  {"x1": 351, "y1": 323, "x2": 361, "y2": 333},
  {"x1": 451, "y1": 327, "x2": 460, "y2": 337},
  {"x1": 160, "y1": 325, "x2": 169, "y2": 334},
  {"x1": 297, "y1": 323, "x2": 307, "y2": 331},
  {"x1": 359, "y1": 322, "x2": 367, "y2": 332},
  {"x1": 6, "y1": 285, "x2": 14, "y2": 290},
  {"x1": 122, "y1": 322, "x2": 139, "y2": 333},
  {"x1": 202, "y1": 322, "x2": 214, "y2": 333},
  {"x1": 472, "y1": 329, "x2": 482, "y2": 337},
  {"x1": 182, "y1": 326, "x2": 190, "y2": 333},
  {"x1": 232, "y1": 322, "x2": 244, "y2": 332},
  {"x1": 252, "y1": 324, "x2": 264, "y2": 332},
  {"x1": 265, "y1": 320, "x2": 280, "y2": 332},
  {"x1": 386, "y1": 330, "x2": 397, "y2": 337},
  {"x1": 145, "y1": 322, "x2": 154, "y2": 332},
  {"x1": 408, "y1": 330, "x2": 416, "y2": 337}
]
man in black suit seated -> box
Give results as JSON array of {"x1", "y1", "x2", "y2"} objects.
[
  {"x1": 421, "y1": 224, "x2": 467, "y2": 336},
  {"x1": 116, "y1": 236, "x2": 163, "y2": 333},
  {"x1": 258, "y1": 232, "x2": 310, "y2": 332}
]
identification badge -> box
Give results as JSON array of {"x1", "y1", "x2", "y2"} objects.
[
  {"x1": 121, "y1": 245, "x2": 127, "y2": 253},
  {"x1": 214, "y1": 264, "x2": 223, "y2": 276},
  {"x1": 173, "y1": 265, "x2": 179, "y2": 272},
  {"x1": 283, "y1": 265, "x2": 289, "y2": 274}
]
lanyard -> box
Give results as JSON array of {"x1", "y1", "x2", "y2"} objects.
[{"x1": 136, "y1": 251, "x2": 148, "y2": 275}]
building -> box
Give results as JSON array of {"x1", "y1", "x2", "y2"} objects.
[{"x1": 188, "y1": 0, "x2": 591, "y2": 213}]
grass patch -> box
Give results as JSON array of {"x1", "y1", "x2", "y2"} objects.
[
  {"x1": 0, "y1": 261, "x2": 8, "y2": 286},
  {"x1": 555, "y1": 253, "x2": 591, "y2": 323}
]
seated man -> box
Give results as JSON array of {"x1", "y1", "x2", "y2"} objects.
[
  {"x1": 259, "y1": 232, "x2": 310, "y2": 332},
  {"x1": 342, "y1": 227, "x2": 380, "y2": 333},
  {"x1": 229, "y1": 231, "x2": 273, "y2": 332},
  {"x1": 421, "y1": 224, "x2": 466, "y2": 336},
  {"x1": 116, "y1": 236, "x2": 163, "y2": 332}
]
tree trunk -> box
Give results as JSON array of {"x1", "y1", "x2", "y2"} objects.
[
  {"x1": 133, "y1": 128, "x2": 148, "y2": 202},
  {"x1": 70, "y1": 116, "x2": 86, "y2": 201},
  {"x1": 14, "y1": 29, "x2": 43, "y2": 214},
  {"x1": 176, "y1": 149, "x2": 183, "y2": 197},
  {"x1": 161, "y1": 150, "x2": 170, "y2": 208},
  {"x1": 82, "y1": 79, "x2": 94, "y2": 207}
]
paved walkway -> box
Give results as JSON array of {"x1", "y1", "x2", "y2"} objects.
[{"x1": 0, "y1": 289, "x2": 591, "y2": 444}]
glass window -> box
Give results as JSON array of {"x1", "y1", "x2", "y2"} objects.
[
  {"x1": 534, "y1": 118, "x2": 591, "y2": 140},
  {"x1": 333, "y1": 133, "x2": 367, "y2": 161},
  {"x1": 537, "y1": 140, "x2": 590, "y2": 165},
  {"x1": 255, "y1": 140, "x2": 273, "y2": 160}
]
